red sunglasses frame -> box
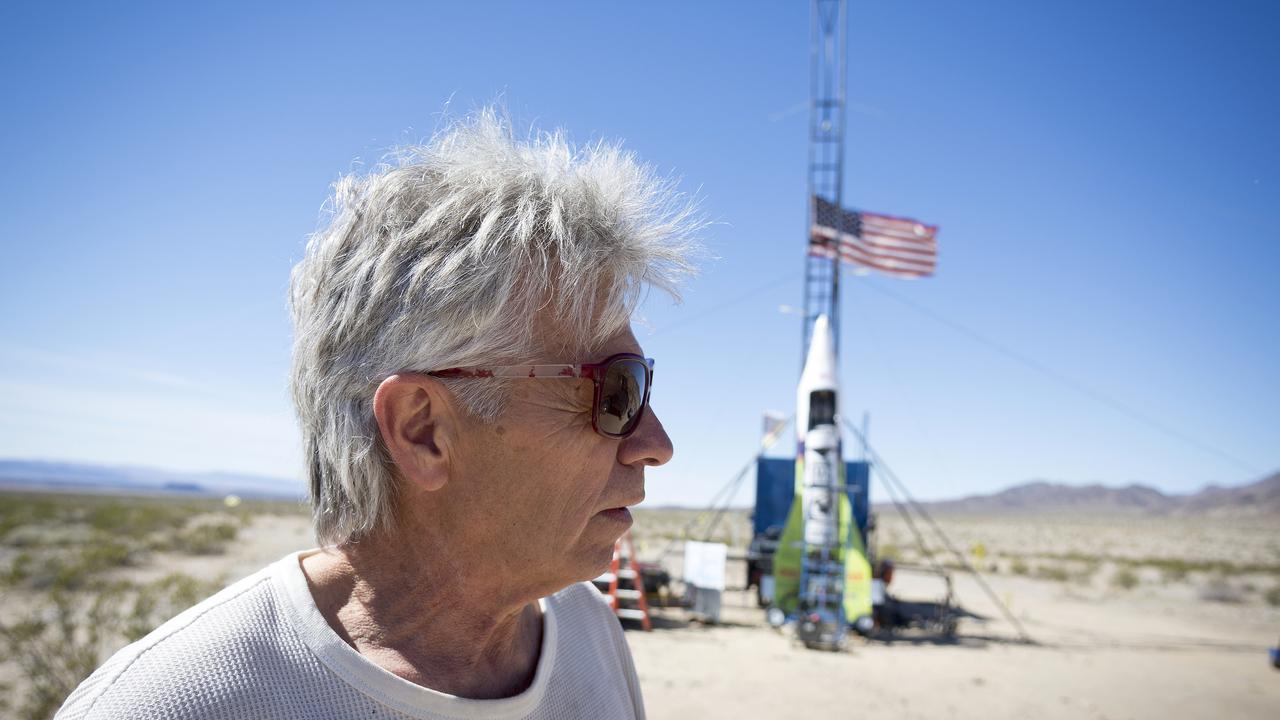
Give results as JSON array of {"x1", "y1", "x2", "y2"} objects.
[{"x1": 429, "y1": 353, "x2": 655, "y2": 439}]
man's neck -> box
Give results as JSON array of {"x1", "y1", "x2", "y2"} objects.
[{"x1": 299, "y1": 539, "x2": 545, "y2": 700}]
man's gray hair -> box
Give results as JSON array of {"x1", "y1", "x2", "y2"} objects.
[{"x1": 288, "y1": 109, "x2": 701, "y2": 546}]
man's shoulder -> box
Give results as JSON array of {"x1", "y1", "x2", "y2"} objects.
[
  {"x1": 542, "y1": 581, "x2": 645, "y2": 718},
  {"x1": 55, "y1": 561, "x2": 305, "y2": 720}
]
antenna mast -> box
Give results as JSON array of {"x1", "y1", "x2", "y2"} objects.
[{"x1": 801, "y1": 0, "x2": 848, "y2": 364}]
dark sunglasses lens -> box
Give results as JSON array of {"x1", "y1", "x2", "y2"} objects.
[{"x1": 597, "y1": 359, "x2": 649, "y2": 436}]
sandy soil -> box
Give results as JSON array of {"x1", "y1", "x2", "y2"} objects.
[
  {"x1": 10, "y1": 508, "x2": 1279, "y2": 719},
  {"x1": 625, "y1": 510, "x2": 1280, "y2": 719},
  {"x1": 630, "y1": 571, "x2": 1278, "y2": 720}
]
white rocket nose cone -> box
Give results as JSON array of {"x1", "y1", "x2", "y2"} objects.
[
  {"x1": 797, "y1": 314, "x2": 839, "y2": 440},
  {"x1": 801, "y1": 315, "x2": 837, "y2": 388}
]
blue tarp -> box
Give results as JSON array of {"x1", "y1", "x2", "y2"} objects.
[{"x1": 753, "y1": 457, "x2": 870, "y2": 543}]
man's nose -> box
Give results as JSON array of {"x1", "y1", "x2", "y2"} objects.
[{"x1": 619, "y1": 406, "x2": 674, "y2": 467}]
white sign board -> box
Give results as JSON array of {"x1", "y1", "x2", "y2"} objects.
[{"x1": 682, "y1": 540, "x2": 727, "y2": 591}]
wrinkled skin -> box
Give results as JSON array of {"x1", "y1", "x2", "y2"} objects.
[{"x1": 301, "y1": 325, "x2": 672, "y2": 699}]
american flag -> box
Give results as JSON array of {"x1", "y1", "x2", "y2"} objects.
[{"x1": 809, "y1": 195, "x2": 938, "y2": 278}]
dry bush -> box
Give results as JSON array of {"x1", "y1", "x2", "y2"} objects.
[
  {"x1": 1111, "y1": 567, "x2": 1140, "y2": 590},
  {"x1": 0, "y1": 492, "x2": 257, "y2": 718},
  {"x1": 0, "y1": 573, "x2": 223, "y2": 720},
  {"x1": 1035, "y1": 564, "x2": 1071, "y2": 582},
  {"x1": 170, "y1": 518, "x2": 240, "y2": 555}
]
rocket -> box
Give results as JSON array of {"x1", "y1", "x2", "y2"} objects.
[
  {"x1": 795, "y1": 315, "x2": 841, "y2": 550},
  {"x1": 770, "y1": 314, "x2": 873, "y2": 642}
]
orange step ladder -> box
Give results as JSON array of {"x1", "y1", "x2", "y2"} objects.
[{"x1": 595, "y1": 530, "x2": 652, "y2": 631}]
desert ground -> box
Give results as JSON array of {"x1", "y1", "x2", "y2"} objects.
[{"x1": 2, "y1": 492, "x2": 1277, "y2": 719}]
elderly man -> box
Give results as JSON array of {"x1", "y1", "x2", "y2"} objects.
[{"x1": 56, "y1": 110, "x2": 700, "y2": 719}]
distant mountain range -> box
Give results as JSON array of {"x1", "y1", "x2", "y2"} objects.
[
  {"x1": 4, "y1": 458, "x2": 1278, "y2": 516},
  {"x1": 0, "y1": 459, "x2": 305, "y2": 500},
  {"x1": 917, "y1": 471, "x2": 1280, "y2": 516}
]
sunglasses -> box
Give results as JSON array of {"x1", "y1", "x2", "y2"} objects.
[{"x1": 429, "y1": 353, "x2": 654, "y2": 439}]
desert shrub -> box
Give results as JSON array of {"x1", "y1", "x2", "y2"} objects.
[
  {"x1": 1141, "y1": 557, "x2": 1199, "y2": 581},
  {"x1": 4, "y1": 526, "x2": 49, "y2": 549},
  {"x1": 2, "y1": 550, "x2": 34, "y2": 586},
  {"x1": 1035, "y1": 564, "x2": 1071, "y2": 582},
  {"x1": 0, "y1": 573, "x2": 223, "y2": 719},
  {"x1": 83, "y1": 501, "x2": 194, "y2": 541},
  {"x1": 0, "y1": 493, "x2": 251, "y2": 717},
  {"x1": 172, "y1": 520, "x2": 239, "y2": 555},
  {"x1": 1264, "y1": 585, "x2": 1280, "y2": 607},
  {"x1": 1111, "y1": 568, "x2": 1140, "y2": 590},
  {"x1": 76, "y1": 538, "x2": 136, "y2": 570},
  {"x1": 15, "y1": 539, "x2": 142, "y2": 592},
  {"x1": 0, "y1": 495, "x2": 61, "y2": 541},
  {"x1": 1010, "y1": 557, "x2": 1029, "y2": 575},
  {"x1": 1071, "y1": 560, "x2": 1101, "y2": 583},
  {"x1": 1038, "y1": 552, "x2": 1280, "y2": 578},
  {"x1": 1051, "y1": 550, "x2": 1100, "y2": 564},
  {"x1": 2, "y1": 493, "x2": 223, "y2": 551},
  {"x1": 0, "y1": 584, "x2": 118, "y2": 720}
]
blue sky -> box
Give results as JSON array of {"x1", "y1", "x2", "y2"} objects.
[{"x1": 1, "y1": 1, "x2": 1276, "y2": 506}]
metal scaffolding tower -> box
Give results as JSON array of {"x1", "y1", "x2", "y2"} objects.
[
  {"x1": 801, "y1": 0, "x2": 848, "y2": 364},
  {"x1": 795, "y1": 0, "x2": 850, "y2": 651}
]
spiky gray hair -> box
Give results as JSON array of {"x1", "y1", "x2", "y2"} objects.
[{"x1": 288, "y1": 109, "x2": 701, "y2": 546}]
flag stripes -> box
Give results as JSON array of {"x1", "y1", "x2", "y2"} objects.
[{"x1": 808, "y1": 196, "x2": 938, "y2": 278}]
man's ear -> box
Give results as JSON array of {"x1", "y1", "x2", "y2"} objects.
[{"x1": 373, "y1": 373, "x2": 453, "y2": 493}]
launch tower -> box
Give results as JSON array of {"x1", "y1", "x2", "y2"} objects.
[{"x1": 801, "y1": 0, "x2": 848, "y2": 360}]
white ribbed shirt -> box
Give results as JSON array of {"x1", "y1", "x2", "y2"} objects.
[{"x1": 55, "y1": 550, "x2": 644, "y2": 720}]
